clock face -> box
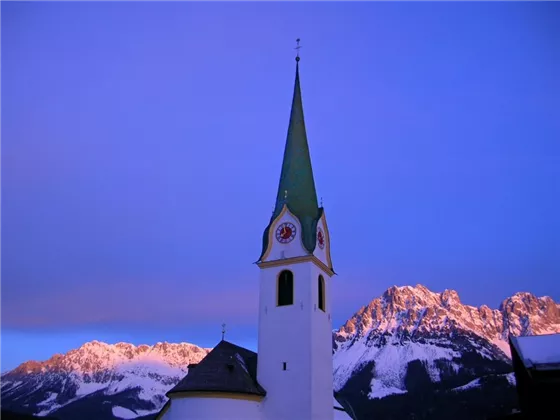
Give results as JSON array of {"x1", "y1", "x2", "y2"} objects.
[
  {"x1": 317, "y1": 227, "x2": 325, "y2": 249},
  {"x1": 275, "y1": 222, "x2": 297, "y2": 244}
]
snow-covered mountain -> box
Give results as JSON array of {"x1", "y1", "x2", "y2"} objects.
[
  {"x1": 2, "y1": 285, "x2": 559, "y2": 420},
  {"x1": 1, "y1": 341, "x2": 210, "y2": 419},
  {"x1": 332, "y1": 285, "x2": 560, "y2": 419}
]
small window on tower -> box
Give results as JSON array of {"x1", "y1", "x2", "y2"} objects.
[
  {"x1": 277, "y1": 270, "x2": 294, "y2": 306},
  {"x1": 318, "y1": 275, "x2": 325, "y2": 312},
  {"x1": 283, "y1": 362, "x2": 287, "y2": 371}
]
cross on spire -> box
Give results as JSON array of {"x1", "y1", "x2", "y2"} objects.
[
  {"x1": 221, "y1": 323, "x2": 226, "y2": 341},
  {"x1": 295, "y1": 38, "x2": 301, "y2": 61}
]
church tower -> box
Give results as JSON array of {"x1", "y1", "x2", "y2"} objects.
[{"x1": 256, "y1": 50, "x2": 335, "y2": 420}]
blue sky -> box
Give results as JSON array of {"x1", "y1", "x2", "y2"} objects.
[{"x1": 2, "y1": 1, "x2": 559, "y2": 371}]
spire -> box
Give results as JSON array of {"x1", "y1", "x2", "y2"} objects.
[
  {"x1": 272, "y1": 51, "x2": 319, "y2": 223},
  {"x1": 259, "y1": 41, "x2": 322, "y2": 260}
]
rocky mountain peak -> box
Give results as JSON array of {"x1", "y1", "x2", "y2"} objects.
[
  {"x1": 441, "y1": 289, "x2": 461, "y2": 308},
  {"x1": 2, "y1": 340, "x2": 212, "y2": 420},
  {"x1": 332, "y1": 285, "x2": 560, "y2": 408},
  {"x1": 2, "y1": 285, "x2": 560, "y2": 420},
  {"x1": 381, "y1": 284, "x2": 461, "y2": 310},
  {"x1": 7, "y1": 340, "x2": 211, "y2": 376},
  {"x1": 499, "y1": 292, "x2": 557, "y2": 315},
  {"x1": 498, "y1": 292, "x2": 560, "y2": 336},
  {"x1": 335, "y1": 285, "x2": 560, "y2": 358}
]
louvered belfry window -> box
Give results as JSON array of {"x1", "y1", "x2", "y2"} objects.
[{"x1": 277, "y1": 270, "x2": 294, "y2": 306}]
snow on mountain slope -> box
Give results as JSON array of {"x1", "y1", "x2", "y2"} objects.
[
  {"x1": 333, "y1": 285, "x2": 560, "y2": 398},
  {"x1": 335, "y1": 334, "x2": 463, "y2": 398},
  {"x1": 1, "y1": 341, "x2": 210, "y2": 418},
  {"x1": 2, "y1": 285, "x2": 559, "y2": 420}
]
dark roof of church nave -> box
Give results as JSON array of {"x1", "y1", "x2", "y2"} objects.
[
  {"x1": 166, "y1": 339, "x2": 352, "y2": 416},
  {"x1": 167, "y1": 340, "x2": 266, "y2": 397}
]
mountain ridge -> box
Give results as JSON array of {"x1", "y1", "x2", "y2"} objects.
[
  {"x1": 1, "y1": 341, "x2": 211, "y2": 419},
  {"x1": 335, "y1": 284, "x2": 559, "y2": 356},
  {"x1": 11, "y1": 341, "x2": 212, "y2": 375},
  {"x1": 331, "y1": 284, "x2": 559, "y2": 419},
  {"x1": 2, "y1": 284, "x2": 560, "y2": 420},
  {"x1": 334, "y1": 284, "x2": 560, "y2": 396}
]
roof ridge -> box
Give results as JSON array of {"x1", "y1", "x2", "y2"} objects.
[{"x1": 219, "y1": 340, "x2": 257, "y2": 356}]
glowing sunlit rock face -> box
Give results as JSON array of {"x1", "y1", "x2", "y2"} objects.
[
  {"x1": 332, "y1": 285, "x2": 560, "y2": 419},
  {"x1": 2, "y1": 286, "x2": 559, "y2": 420},
  {"x1": 1, "y1": 341, "x2": 211, "y2": 419}
]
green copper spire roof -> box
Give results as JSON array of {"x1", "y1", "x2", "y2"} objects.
[
  {"x1": 273, "y1": 61, "x2": 319, "y2": 223},
  {"x1": 259, "y1": 58, "x2": 322, "y2": 260}
]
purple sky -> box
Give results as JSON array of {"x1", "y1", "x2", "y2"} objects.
[{"x1": 2, "y1": 2, "x2": 559, "y2": 372}]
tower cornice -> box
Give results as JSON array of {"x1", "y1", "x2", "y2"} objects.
[{"x1": 256, "y1": 254, "x2": 335, "y2": 277}]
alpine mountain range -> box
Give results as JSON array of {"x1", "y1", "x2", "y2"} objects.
[{"x1": 2, "y1": 284, "x2": 560, "y2": 420}]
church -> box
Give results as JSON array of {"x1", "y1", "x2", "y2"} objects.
[{"x1": 156, "y1": 50, "x2": 354, "y2": 420}]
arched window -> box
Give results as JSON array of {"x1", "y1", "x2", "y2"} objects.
[
  {"x1": 318, "y1": 275, "x2": 325, "y2": 312},
  {"x1": 277, "y1": 270, "x2": 294, "y2": 306}
]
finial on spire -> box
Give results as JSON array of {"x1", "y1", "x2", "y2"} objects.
[
  {"x1": 295, "y1": 38, "x2": 301, "y2": 62},
  {"x1": 320, "y1": 197, "x2": 323, "y2": 207},
  {"x1": 221, "y1": 323, "x2": 226, "y2": 341}
]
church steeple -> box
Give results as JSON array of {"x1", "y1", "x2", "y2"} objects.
[
  {"x1": 258, "y1": 52, "x2": 322, "y2": 261},
  {"x1": 256, "y1": 44, "x2": 336, "y2": 420},
  {"x1": 273, "y1": 58, "x2": 320, "y2": 231}
]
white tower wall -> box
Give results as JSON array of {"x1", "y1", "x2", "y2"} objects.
[{"x1": 257, "y1": 242, "x2": 333, "y2": 419}]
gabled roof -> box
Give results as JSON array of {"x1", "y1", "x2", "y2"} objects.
[
  {"x1": 510, "y1": 333, "x2": 560, "y2": 371},
  {"x1": 509, "y1": 333, "x2": 560, "y2": 415},
  {"x1": 166, "y1": 340, "x2": 266, "y2": 398}
]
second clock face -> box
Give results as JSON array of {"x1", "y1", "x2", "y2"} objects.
[
  {"x1": 317, "y1": 227, "x2": 325, "y2": 249},
  {"x1": 276, "y1": 222, "x2": 296, "y2": 244}
]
